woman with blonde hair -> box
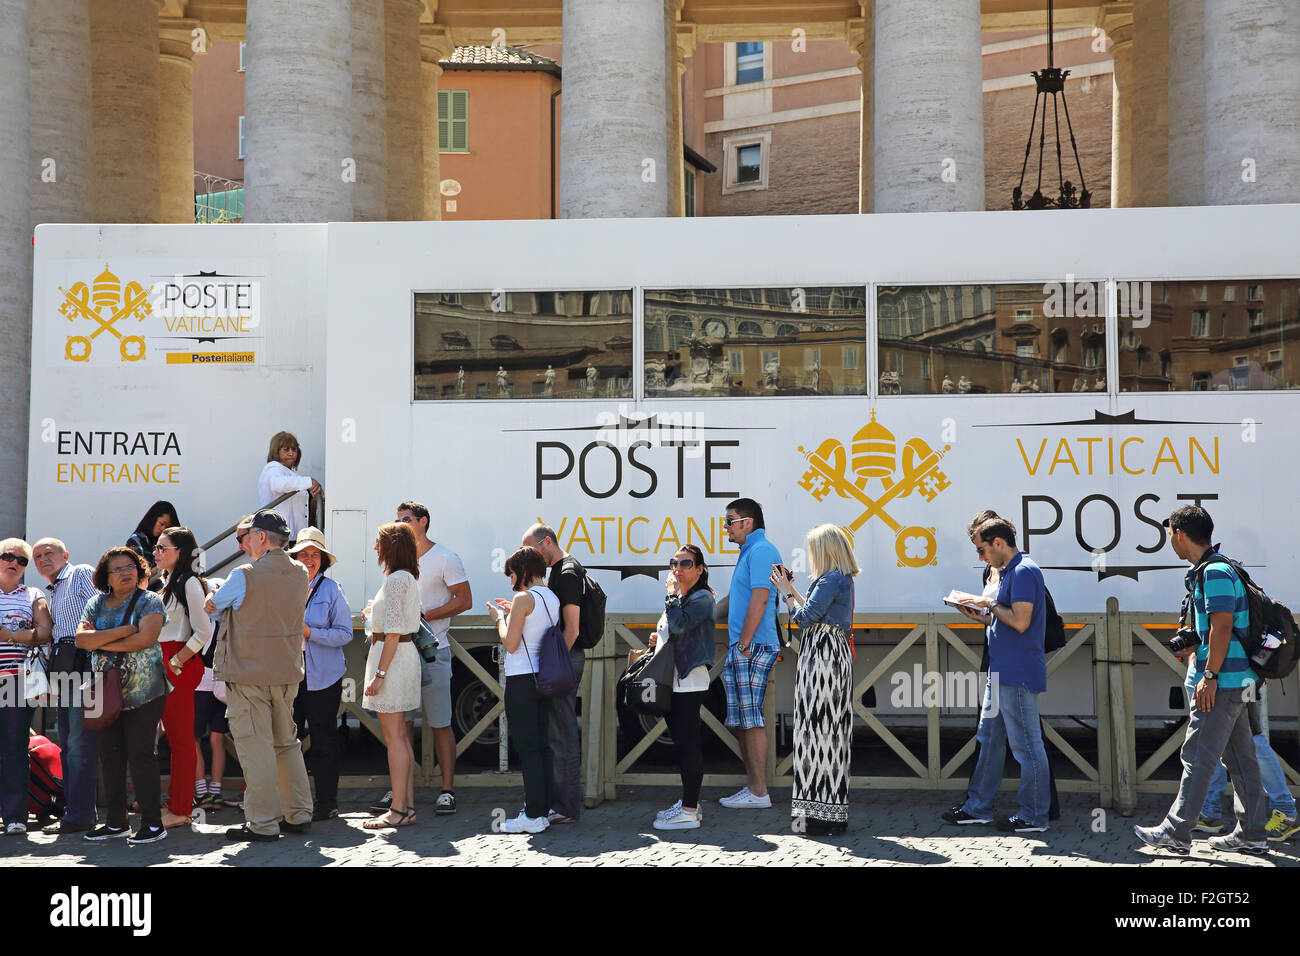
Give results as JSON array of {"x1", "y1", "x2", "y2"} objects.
[
  {"x1": 257, "y1": 431, "x2": 321, "y2": 544},
  {"x1": 360, "y1": 522, "x2": 422, "y2": 829},
  {"x1": 769, "y1": 523, "x2": 858, "y2": 835}
]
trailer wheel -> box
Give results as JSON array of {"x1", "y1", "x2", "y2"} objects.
[{"x1": 449, "y1": 647, "x2": 503, "y2": 765}]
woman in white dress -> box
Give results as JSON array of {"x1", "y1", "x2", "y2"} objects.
[
  {"x1": 361, "y1": 522, "x2": 422, "y2": 829},
  {"x1": 257, "y1": 432, "x2": 321, "y2": 544}
]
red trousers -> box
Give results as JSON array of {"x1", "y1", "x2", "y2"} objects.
[{"x1": 160, "y1": 641, "x2": 203, "y2": 815}]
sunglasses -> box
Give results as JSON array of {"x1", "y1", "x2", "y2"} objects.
[
  {"x1": 668, "y1": 558, "x2": 696, "y2": 569},
  {"x1": 153, "y1": 544, "x2": 177, "y2": 553},
  {"x1": 236, "y1": 532, "x2": 250, "y2": 544},
  {"x1": 722, "y1": 516, "x2": 751, "y2": 528},
  {"x1": 0, "y1": 553, "x2": 28, "y2": 567}
]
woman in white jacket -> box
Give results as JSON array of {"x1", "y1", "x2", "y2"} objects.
[{"x1": 258, "y1": 431, "x2": 321, "y2": 543}]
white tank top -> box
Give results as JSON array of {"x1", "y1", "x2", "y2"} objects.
[{"x1": 504, "y1": 586, "x2": 561, "y2": 677}]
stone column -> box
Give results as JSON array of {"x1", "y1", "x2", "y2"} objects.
[
  {"x1": 30, "y1": 0, "x2": 92, "y2": 227},
  {"x1": 0, "y1": 0, "x2": 29, "y2": 535},
  {"x1": 244, "y1": 0, "x2": 352, "y2": 223},
  {"x1": 1204, "y1": 0, "x2": 1300, "y2": 204},
  {"x1": 90, "y1": 0, "x2": 163, "y2": 223},
  {"x1": 851, "y1": 6, "x2": 873, "y2": 214},
  {"x1": 385, "y1": 0, "x2": 424, "y2": 221},
  {"x1": 1167, "y1": 0, "x2": 1204, "y2": 206},
  {"x1": 420, "y1": 27, "x2": 454, "y2": 221},
  {"x1": 873, "y1": 0, "x2": 983, "y2": 213},
  {"x1": 158, "y1": 19, "x2": 198, "y2": 223},
  {"x1": 560, "y1": 0, "x2": 670, "y2": 219},
  {"x1": 666, "y1": 9, "x2": 693, "y2": 217},
  {"x1": 1129, "y1": 0, "x2": 1169, "y2": 206},
  {"x1": 352, "y1": 0, "x2": 388, "y2": 222},
  {"x1": 1108, "y1": 23, "x2": 1134, "y2": 207}
]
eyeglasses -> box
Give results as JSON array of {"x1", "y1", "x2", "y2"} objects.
[
  {"x1": 396, "y1": 516, "x2": 415, "y2": 524},
  {"x1": 282, "y1": 445, "x2": 299, "y2": 453},
  {"x1": 0, "y1": 553, "x2": 29, "y2": 567},
  {"x1": 108, "y1": 565, "x2": 137, "y2": 576},
  {"x1": 668, "y1": 558, "x2": 696, "y2": 569},
  {"x1": 236, "y1": 532, "x2": 250, "y2": 544},
  {"x1": 722, "y1": 516, "x2": 751, "y2": 528},
  {"x1": 153, "y1": 545, "x2": 176, "y2": 553}
]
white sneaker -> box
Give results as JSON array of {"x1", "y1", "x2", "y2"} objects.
[
  {"x1": 656, "y1": 800, "x2": 683, "y2": 820},
  {"x1": 501, "y1": 811, "x2": 550, "y2": 834},
  {"x1": 719, "y1": 788, "x2": 771, "y2": 809},
  {"x1": 654, "y1": 807, "x2": 701, "y2": 830}
]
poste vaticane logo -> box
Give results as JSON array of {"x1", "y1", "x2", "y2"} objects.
[
  {"x1": 798, "y1": 410, "x2": 951, "y2": 568},
  {"x1": 57, "y1": 265, "x2": 154, "y2": 363}
]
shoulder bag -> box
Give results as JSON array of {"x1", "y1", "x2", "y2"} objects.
[
  {"x1": 82, "y1": 589, "x2": 143, "y2": 731},
  {"x1": 521, "y1": 588, "x2": 576, "y2": 697}
]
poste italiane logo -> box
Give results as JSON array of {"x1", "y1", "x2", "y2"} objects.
[
  {"x1": 798, "y1": 410, "x2": 951, "y2": 568},
  {"x1": 57, "y1": 265, "x2": 154, "y2": 363}
]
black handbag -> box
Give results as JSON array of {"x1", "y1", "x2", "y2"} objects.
[
  {"x1": 618, "y1": 639, "x2": 674, "y2": 717},
  {"x1": 48, "y1": 639, "x2": 87, "y2": 678}
]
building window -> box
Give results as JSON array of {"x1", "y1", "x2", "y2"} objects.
[
  {"x1": 237, "y1": 115, "x2": 244, "y2": 159},
  {"x1": 920, "y1": 356, "x2": 931, "y2": 380},
  {"x1": 1223, "y1": 285, "x2": 1236, "y2": 302},
  {"x1": 1191, "y1": 309, "x2": 1209, "y2": 337},
  {"x1": 1247, "y1": 284, "x2": 1264, "y2": 301},
  {"x1": 438, "y1": 90, "x2": 469, "y2": 153},
  {"x1": 1248, "y1": 309, "x2": 1264, "y2": 331},
  {"x1": 684, "y1": 166, "x2": 696, "y2": 217},
  {"x1": 727, "y1": 349, "x2": 744, "y2": 375},
  {"x1": 1016, "y1": 340, "x2": 1034, "y2": 359},
  {"x1": 721, "y1": 131, "x2": 771, "y2": 194},
  {"x1": 736, "y1": 42, "x2": 764, "y2": 84},
  {"x1": 842, "y1": 346, "x2": 859, "y2": 370},
  {"x1": 238, "y1": 41, "x2": 245, "y2": 72}
]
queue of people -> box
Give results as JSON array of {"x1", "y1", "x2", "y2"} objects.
[{"x1": 0, "y1": 478, "x2": 1293, "y2": 857}]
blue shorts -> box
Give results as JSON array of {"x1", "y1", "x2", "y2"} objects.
[{"x1": 723, "y1": 644, "x2": 779, "y2": 729}]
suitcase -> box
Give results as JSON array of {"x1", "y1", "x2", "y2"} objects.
[{"x1": 27, "y1": 734, "x2": 66, "y2": 822}]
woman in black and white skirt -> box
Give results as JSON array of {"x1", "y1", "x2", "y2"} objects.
[{"x1": 770, "y1": 524, "x2": 858, "y2": 835}]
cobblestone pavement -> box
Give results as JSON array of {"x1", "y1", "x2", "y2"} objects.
[{"x1": 2, "y1": 786, "x2": 1297, "y2": 867}]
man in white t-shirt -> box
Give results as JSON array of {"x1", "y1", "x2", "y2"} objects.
[{"x1": 396, "y1": 501, "x2": 472, "y2": 814}]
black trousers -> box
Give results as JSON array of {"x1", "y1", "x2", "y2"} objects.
[
  {"x1": 294, "y1": 677, "x2": 343, "y2": 811},
  {"x1": 665, "y1": 690, "x2": 705, "y2": 808},
  {"x1": 99, "y1": 694, "x2": 166, "y2": 829},
  {"x1": 506, "y1": 674, "x2": 555, "y2": 819}
]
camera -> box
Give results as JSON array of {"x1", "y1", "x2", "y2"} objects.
[{"x1": 1167, "y1": 627, "x2": 1201, "y2": 654}]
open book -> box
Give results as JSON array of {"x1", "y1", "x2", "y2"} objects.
[{"x1": 943, "y1": 589, "x2": 993, "y2": 612}]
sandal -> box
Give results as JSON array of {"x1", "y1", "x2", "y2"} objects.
[
  {"x1": 161, "y1": 811, "x2": 193, "y2": 829},
  {"x1": 394, "y1": 808, "x2": 417, "y2": 827},
  {"x1": 363, "y1": 808, "x2": 411, "y2": 830}
]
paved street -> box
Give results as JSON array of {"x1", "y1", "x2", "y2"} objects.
[{"x1": 1, "y1": 785, "x2": 1297, "y2": 867}]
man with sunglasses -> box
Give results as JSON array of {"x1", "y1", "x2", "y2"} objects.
[
  {"x1": 32, "y1": 539, "x2": 99, "y2": 834},
  {"x1": 716, "y1": 498, "x2": 782, "y2": 809}
]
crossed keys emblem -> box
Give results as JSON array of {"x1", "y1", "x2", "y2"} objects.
[
  {"x1": 797, "y1": 410, "x2": 951, "y2": 568},
  {"x1": 57, "y1": 266, "x2": 153, "y2": 363}
]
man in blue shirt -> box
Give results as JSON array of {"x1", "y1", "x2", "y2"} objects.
[
  {"x1": 946, "y1": 517, "x2": 1051, "y2": 833},
  {"x1": 716, "y1": 498, "x2": 782, "y2": 810},
  {"x1": 1134, "y1": 505, "x2": 1268, "y2": 855}
]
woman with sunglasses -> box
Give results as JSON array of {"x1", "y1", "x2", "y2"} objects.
[
  {"x1": 0, "y1": 539, "x2": 53, "y2": 835},
  {"x1": 259, "y1": 431, "x2": 322, "y2": 545},
  {"x1": 153, "y1": 527, "x2": 211, "y2": 829},
  {"x1": 646, "y1": 545, "x2": 716, "y2": 831},
  {"x1": 77, "y1": 547, "x2": 168, "y2": 844}
]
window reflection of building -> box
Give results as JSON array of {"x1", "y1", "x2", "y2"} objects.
[
  {"x1": 1126, "y1": 279, "x2": 1300, "y2": 392},
  {"x1": 413, "y1": 290, "x2": 634, "y2": 400},
  {"x1": 877, "y1": 283, "x2": 1110, "y2": 394},
  {"x1": 642, "y1": 286, "x2": 867, "y2": 397}
]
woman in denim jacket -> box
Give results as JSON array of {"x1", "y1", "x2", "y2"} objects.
[
  {"x1": 770, "y1": 524, "x2": 858, "y2": 835},
  {"x1": 646, "y1": 544, "x2": 716, "y2": 830}
]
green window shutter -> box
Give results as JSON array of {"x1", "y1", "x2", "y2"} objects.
[
  {"x1": 437, "y1": 90, "x2": 450, "y2": 151},
  {"x1": 450, "y1": 91, "x2": 468, "y2": 152}
]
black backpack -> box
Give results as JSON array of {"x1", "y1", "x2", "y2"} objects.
[
  {"x1": 1192, "y1": 553, "x2": 1299, "y2": 681},
  {"x1": 574, "y1": 565, "x2": 607, "y2": 651}
]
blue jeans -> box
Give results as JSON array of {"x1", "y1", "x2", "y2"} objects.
[
  {"x1": 55, "y1": 704, "x2": 99, "y2": 825},
  {"x1": 962, "y1": 676, "x2": 1051, "y2": 828},
  {"x1": 1183, "y1": 665, "x2": 1296, "y2": 819},
  {"x1": 0, "y1": 694, "x2": 33, "y2": 825}
]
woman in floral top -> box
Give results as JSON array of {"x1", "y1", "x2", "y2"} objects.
[{"x1": 76, "y1": 547, "x2": 167, "y2": 845}]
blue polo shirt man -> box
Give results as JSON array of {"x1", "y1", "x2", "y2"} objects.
[
  {"x1": 950, "y1": 517, "x2": 1052, "y2": 832},
  {"x1": 718, "y1": 498, "x2": 782, "y2": 810}
]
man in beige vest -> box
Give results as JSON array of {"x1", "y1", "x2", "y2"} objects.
[{"x1": 206, "y1": 509, "x2": 313, "y2": 841}]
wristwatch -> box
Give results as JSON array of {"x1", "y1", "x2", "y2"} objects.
[
  {"x1": 376, "y1": 669, "x2": 387, "y2": 679},
  {"x1": 1203, "y1": 670, "x2": 1218, "y2": 682}
]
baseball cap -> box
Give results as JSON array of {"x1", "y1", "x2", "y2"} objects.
[{"x1": 251, "y1": 509, "x2": 290, "y2": 536}]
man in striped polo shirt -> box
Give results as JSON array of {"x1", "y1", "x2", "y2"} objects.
[
  {"x1": 32, "y1": 540, "x2": 99, "y2": 834},
  {"x1": 1134, "y1": 505, "x2": 1268, "y2": 855}
]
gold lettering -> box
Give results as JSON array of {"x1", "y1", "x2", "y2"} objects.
[
  {"x1": 1189, "y1": 436, "x2": 1219, "y2": 474},
  {"x1": 626, "y1": 517, "x2": 650, "y2": 554},
  {"x1": 654, "y1": 518, "x2": 681, "y2": 553},
  {"x1": 1048, "y1": 438, "x2": 1080, "y2": 476},
  {"x1": 1152, "y1": 437, "x2": 1183, "y2": 474},
  {"x1": 1120, "y1": 437, "x2": 1144, "y2": 475},
  {"x1": 1016, "y1": 438, "x2": 1048, "y2": 476}
]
